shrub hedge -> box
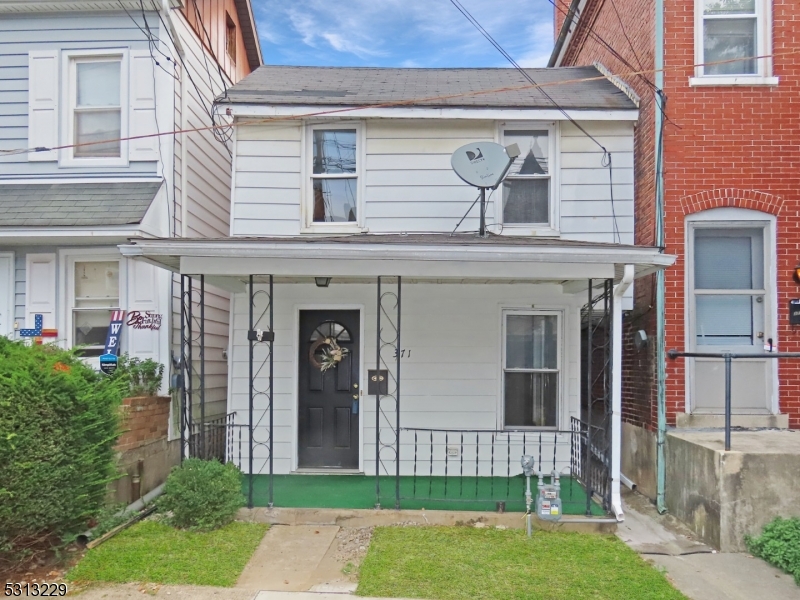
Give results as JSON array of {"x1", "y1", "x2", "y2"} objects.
[
  {"x1": 746, "y1": 517, "x2": 800, "y2": 585},
  {"x1": 158, "y1": 459, "x2": 244, "y2": 531},
  {"x1": 0, "y1": 338, "x2": 126, "y2": 571}
]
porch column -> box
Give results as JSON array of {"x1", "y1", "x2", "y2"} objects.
[{"x1": 610, "y1": 265, "x2": 634, "y2": 521}]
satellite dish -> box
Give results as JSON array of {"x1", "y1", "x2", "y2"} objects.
[
  {"x1": 450, "y1": 141, "x2": 520, "y2": 237},
  {"x1": 451, "y1": 142, "x2": 520, "y2": 189}
]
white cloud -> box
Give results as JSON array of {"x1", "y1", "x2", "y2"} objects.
[{"x1": 254, "y1": 0, "x2": 556, "y2": 67}]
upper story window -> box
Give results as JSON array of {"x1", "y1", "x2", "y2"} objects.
[
  {"x1": 305, "y1": 125, "x2": 362, "y2": 229},
  {"x1": 28, "y1": 48, "x2": 158, "y2": 165},
  {"x1": 693, "y1": 0, "x2": 775, "y2": 85},
  {"x1": 500, "y1": 126, "x2": 557, "y2": 233},
  {"x1": 226, "y1": 13, "x2": 237, "y2": 63},
  {"x1": 73, "y1": 58, "x2": 122, "y2": 158}
]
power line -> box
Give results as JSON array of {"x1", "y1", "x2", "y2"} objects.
[
  {"x1": 3, "y1": 48, "x2": 796, "y2": 157},
  {"x1": 448, "y1": 0, "x2": 608, "y2": 154}
]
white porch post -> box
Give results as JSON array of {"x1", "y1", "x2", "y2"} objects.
[{"x1": 611, "y1": 265, "x2": 634, "y2": 521}]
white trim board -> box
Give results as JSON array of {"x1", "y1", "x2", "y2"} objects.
[{"x1": 230, "y1": 106, "x2": 639, "y2": 122}]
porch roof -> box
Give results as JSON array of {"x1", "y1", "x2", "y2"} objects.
[{"x1": 119, "y1": 234, "x2": 674, "y2": 288}]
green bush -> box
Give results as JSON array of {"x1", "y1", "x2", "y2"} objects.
[
  {"x1": 0, "y1": 338, "x2": 126, "y2": 571},
  {"x1": 158, "y1": 459, "x2": 244, "y2": 531},
  {"x1": 112, "y1": 355, "x2": 164, "y2": 397},
  {"x1": 745, "y1": 517, "x2": 800, "y2": 585}
]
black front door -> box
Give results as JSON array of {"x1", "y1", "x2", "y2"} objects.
[{"x1": 298, "y1": 310, "x2": 360, "y2": 469}]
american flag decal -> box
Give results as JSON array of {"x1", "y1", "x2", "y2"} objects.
[{"x1": 103, "y1": 310, "x2": 126, "y2": 357}]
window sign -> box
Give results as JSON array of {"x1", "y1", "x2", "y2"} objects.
[{"x1": 99, "y1": 310, "x2": 125, "y2": 375}]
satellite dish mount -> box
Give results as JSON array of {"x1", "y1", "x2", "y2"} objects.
[{"x1": 451, "y1": 142, "x2": 520, "y2": 237}]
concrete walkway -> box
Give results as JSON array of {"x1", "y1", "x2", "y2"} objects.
[
  {"x1": 618, "y1": 491, "x2": 799, "y2": 600},
  {"x1": 236, "y1": 525, "x2": 348, "y2": 592}
]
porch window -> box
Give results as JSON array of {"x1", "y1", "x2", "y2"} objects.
[
  {"x1": 501, "y1": 129, "x2": 553, "y2": 227},
  {"x1": 72, "y1": 57, "x2": 122, "y2": 158},
  {"x1": 73, "y1": 260, "x2": 120, "y2": 357},
  {"x1": 503, "y1": 312, "x2": 559, "y2": 428},
  {"x1": 309, "y1": 127, "x2": 359, "y2": 224}
]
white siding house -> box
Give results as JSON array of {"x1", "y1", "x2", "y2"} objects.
[
  {"x1": 122, "y1": 65, "x2": 674, "y2": 518},
  {"x1": 0, "y1": 0, "x2": 261, "y2": 421}
]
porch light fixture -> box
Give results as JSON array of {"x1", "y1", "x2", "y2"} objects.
[
  {"x1": 793, "y1": 265, "x2": 800, "y2": 285},
  {"x1": 315, "y1": 277, "x2": 331, "y2": 288}
]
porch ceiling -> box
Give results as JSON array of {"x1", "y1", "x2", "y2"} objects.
[{"x1": 119, "y1": 234, "x2": 674, "y2": 288}]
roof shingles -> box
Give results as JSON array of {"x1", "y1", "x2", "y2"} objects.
[
  {"x1": 221, "y1": 65, "x2": 635, "y2": 110},
  {"x1": 0, "y1": 181, "x2": 162, "y2": 228}
]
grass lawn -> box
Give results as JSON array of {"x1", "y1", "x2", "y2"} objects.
[
  {"x1": 66, "y1": 520, "x2": 268, "y2": 587},
  {"x1": 357, "y1": 527, "x2": 687, "y2": 600}
]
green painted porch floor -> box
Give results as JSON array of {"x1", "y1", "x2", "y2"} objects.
[{"x1": 243, "y1": 474, "x2": 605, "y2": 516}]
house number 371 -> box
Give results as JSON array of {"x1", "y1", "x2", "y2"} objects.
[{"x1": 392, "y1": 348, "x2": 411, "y2": 358}]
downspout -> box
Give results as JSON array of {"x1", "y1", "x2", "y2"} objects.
[
  {"x1": 654, "y1": 0, "x2": 668, "y2": 514},
  {"x1": 611, "y1": 265, "x2": 635, "y2": 521}
]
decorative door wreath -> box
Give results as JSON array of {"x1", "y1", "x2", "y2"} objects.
[{"x1": 309, "y1": 336, "x2": 350, "y2": 372}]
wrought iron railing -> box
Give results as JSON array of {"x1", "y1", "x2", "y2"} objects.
[
  {"x1": 398, "y1": 425, "x2": 604, "y2": 515},
  {"x1": 188, "y1": 412, "x2": 235, "y2": 463},
  {"x1": 570, "y1": 417, "x2": 610, "y2": 512}
]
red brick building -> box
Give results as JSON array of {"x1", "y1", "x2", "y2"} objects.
[{"x1": 551, "y1": 0, "x2": 800, "y2": 500}]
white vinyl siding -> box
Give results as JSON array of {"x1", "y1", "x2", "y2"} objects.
[
  {"x1": 231, "y1": 118, "x2": 634, "y2": 245},
  {"x1": 229, "y1": 282, "x2": 582, "y2": 475},
  {"x1": 4, "y1": 13, "x2": 158, "y2": 177}
]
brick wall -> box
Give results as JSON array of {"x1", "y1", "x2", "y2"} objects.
[
  {"x1": 555, "y1": 0, "x2": 660, "y2": 431},
  {"x1": 556, "y1": 0, "x2": 800, "y2": 429},
  {"x1": 116, "y1": 395, "x2": 171, "y2": 452}
]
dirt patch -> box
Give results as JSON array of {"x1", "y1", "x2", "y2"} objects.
[
  {"x1": 331, "y1": 527, "x2": 373, "y2": 581},
  {"x1": 622, "y1": 488, "x2": 703, "y2": 542}
]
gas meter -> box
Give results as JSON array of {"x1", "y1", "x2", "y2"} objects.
[{"x1": 535, "y1": 470, "x2": 563, "y2": 522}]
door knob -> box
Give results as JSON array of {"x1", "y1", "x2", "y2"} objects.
[
  {"x1": 757, "y1": 332, "x2": 764, "y2": 339},
  {"x1": 353, "y1": 394, "x2": 358, "y2": 399}
]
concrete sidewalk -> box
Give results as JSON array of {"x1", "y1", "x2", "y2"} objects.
[{"x1": 618, "y1": 491, "x2": 799, "y2": 600}]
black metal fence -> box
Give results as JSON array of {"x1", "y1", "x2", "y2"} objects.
[
  {"x1": 188, "y1": 412, "x2": 235, "y2": 462},
  {"x1": 395, "y1": 421, "x2": 605, "y2": 515}
]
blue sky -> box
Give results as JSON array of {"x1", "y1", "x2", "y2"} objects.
[{"x1": 252, "y1": 0, "x2": 556, "y2": 68}]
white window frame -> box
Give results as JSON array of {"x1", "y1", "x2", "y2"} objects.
[
  {"x1": 497, "y1": 123, "x2": 560, "y2": 236},
  {"x1": 499, "y1": 309, "x2": 563, "y2": 431},
  {"x1": 60, "y1": 49, "x2": 129, "y2": 167},
  {"x1": 301, "y1": 122, "x2": 366, "y2": 233},
  {"x1": 691, "y1": 0, "x2": 777, "y2": 86},
  {"x1": 684, "y1": 208, "x2": 778, "y2": 414},
  {"x1": 61, "y1": 249, "x2": 127, "y2": 368}
]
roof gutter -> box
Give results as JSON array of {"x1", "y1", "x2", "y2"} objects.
[{"x1": 548, "y1": 0, "x2": 588, "y2": 68}]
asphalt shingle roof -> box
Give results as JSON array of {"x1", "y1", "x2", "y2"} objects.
[
  {"x1": 221, "y1": 65, "x2": 636, "y2": 110},
  {"x1": 0, "y1": 181, "x2": 162, "y2": 227}
]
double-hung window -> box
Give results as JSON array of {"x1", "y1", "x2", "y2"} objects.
[
  {"x1": 695, "y1": 0, "x2": 774, "y2": 83},
  {"x1": 71, "y1": 57, "x2": 123, "y2": 158},
  {"x1": 501, "y1": 127, "x2": 556, "y2": 231},
  {"x1": 72, "y1": 260, "x2": 121, "y2": 357},
  {"x1": 502, "y1": 312, "x2": 560, "y2": 428},
  {"x1": 307, "y1": 126, "x2": 360, "y2": 227}
]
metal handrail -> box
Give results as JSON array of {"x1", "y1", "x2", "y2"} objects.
[{"x1": 667, "y1": 348, "x2": 800, "y2": 450}]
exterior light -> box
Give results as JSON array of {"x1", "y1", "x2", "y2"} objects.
[
  {"x1": 315, "y1": 277, "x2": 331, "y2": 288},
  {"x1": 793, "y1": 265, "x2": 800, "y2": 285}
]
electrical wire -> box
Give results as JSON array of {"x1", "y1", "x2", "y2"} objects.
[
  {"x1": 448, "y1": 0, "x2": 608, "y2": 154},
  {"x1": 3, "y1": 48, "x2": 796, "y2": 158},
  {"x1": 447, "y1": 0, "x2": 620, "y2": 238}
]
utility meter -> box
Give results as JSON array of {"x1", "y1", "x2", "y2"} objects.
[{"x1": 535, "y1": 470, "x2": 563, "y2": 522}]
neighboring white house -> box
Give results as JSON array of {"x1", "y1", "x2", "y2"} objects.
[
  {"x1": 120, "y1": 65, "x2": 675, "y2": 518},
  {"x1": 0, "y1": 0, "x2": 261, "y2": 422}
]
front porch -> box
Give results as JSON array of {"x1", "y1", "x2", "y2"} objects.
[{"x1": 121, "y1": 234, "x2": 674, "y2": 520}]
